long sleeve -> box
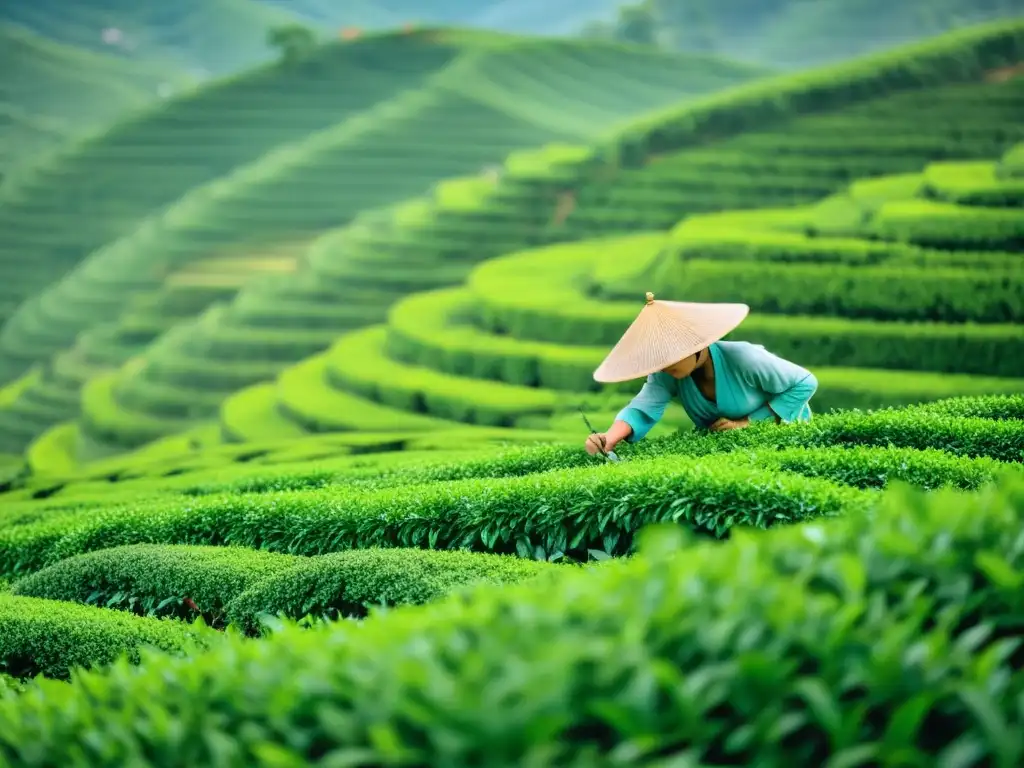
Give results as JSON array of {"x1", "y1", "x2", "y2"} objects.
[
  {"x1": 734, "y1": 344, "x2": 818, "y2": 423},
  {"x1": 615, "y1": 373, "x2": 674, "y2": 442}
]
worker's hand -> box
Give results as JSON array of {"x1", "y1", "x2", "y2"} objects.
[
  {"x1": 709, "y1": 416, "x2": 750, "y2": 432},
  {"x1": 585, "y1": 433, "x2": 613, "y2": 455}
]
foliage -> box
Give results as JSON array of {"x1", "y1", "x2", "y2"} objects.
[
  {"x1": 1, "y1": 475, "x2": 1022, "y2": 763},
  {"x1": 11, "y1": 544, "x2": 559, "y2": 635},
  {"x1": 0, "y1": 593, "x2": 214, "y2": 680},
  {"x1": 266, "y1": 23, "x2": 318, "y2": 65},
  {"x1": 225, "y1": 547, "x2": 561, "y2": 634},
  {"x1": 3, "y1": 396, "x2": 1022, "y2": 582}
]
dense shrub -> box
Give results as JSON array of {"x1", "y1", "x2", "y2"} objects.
[
  {"x1": 4, "y1": 398, "x2": 1022, "y2": 581},
  {"x1": 225, "y1": 547, "x2": 561, "y2": 634},
  {"x1": 17, "y1": 396, "x2": 1020, "y2": 507},
  {"x1": 11, "y1": 545, "x2": 300, "y2": 625},
  {"x1": 751, "y1": 445, "x2": 1003, "y2": 490},
  {"x1": 653, "y1": 259, "x2": 1023, "y2": 323},
  {"x1": 0, "y1": 594, "x2": 214, "y2": 680},
  {"x1": 0, "y1": 453, "x2": 868, "y2": 579},
  {"x1": 1, "y1": 475, "x2": 1021, "y2": 764},
  {"x1": 11, "y1": 545, "x2": 561, "y2": 635}
]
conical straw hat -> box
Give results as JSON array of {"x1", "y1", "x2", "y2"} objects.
[{"x1": 593, "y1": 292, "x2": 749, "y2": 383}]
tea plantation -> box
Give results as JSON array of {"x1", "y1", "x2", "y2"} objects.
[
  {"x1": 0, "y1": 8, "x2": 1023, "y2": 764},
  {"x1": 21, "y1": 18, "x2": 1020, "y2": 468},
  {"x1": 1, "y1": 392, "x2": 1023, "y2": 762},
  {"x1": 0, "y1": 29, "x2": 766, "y2": 456}
]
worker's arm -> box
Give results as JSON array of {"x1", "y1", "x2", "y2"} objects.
[
  {"x1": 737, "y1": 346, "x2": 818, "y2": 424},
  {"x1": 613, "y1": 373, "x2": 674, "y2": 443}
]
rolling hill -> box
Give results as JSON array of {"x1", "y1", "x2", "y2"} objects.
[
  {"x1": 0, "y1": 0, "x2": 623, "y2": 182},
  {"x1": 0, "y1": 29, "x2": 555, "y2": 335},
  {"x1": 0, "y1": 22, "x2": 193, "y2": 179},
  {"x1": 20, "y1": 18, "x2": 1020, "y2": 467},
  {"x1": 3, "y1": 0, "x2": 623, "y2": 79},
  {"x1": 0, "y1": 31, "x2": 767, "y2": 457},
  {"x1": 195, "y1": 142, "x2": 1022, "y2": 456},
  {"x1": 749, "y1": 0, "x2": 1024, "y2": 67}
]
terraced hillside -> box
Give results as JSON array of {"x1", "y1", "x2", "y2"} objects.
[
  {"x1": 0, "y1": 22, "x2": 192, "y2": 179},
  {"x1": 47, "y1": 20, "x2": 1024, "y2": 462},
  {"x1": 207, "y1": 143, "x2": 1023, "y2": 450},
  {"x1": 749, "y1": 0, "x2": 1024, "y2": 66},
  {"x1": 0, "y1": 35, "x2": 767, "y2": 458},
  {"x1": 5, "y1": 0, "x2": 622, "y2": 76},
  {"x1": 0, "y1": 30, "x2": 478, "y2": 332},
  {"x1": 0, "y1": 393, "x2": 1022, "y2": 762}
]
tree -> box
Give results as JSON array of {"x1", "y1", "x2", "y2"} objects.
[
  {"x1": 615, "y1": 6, "x2": 657, "y2": 46},
  {"x1": 267, "y1": 23, "x2": 317, "y2": 66},
  {"x1": 649, "y1": 0, "x2": 719, "y2": 52}
]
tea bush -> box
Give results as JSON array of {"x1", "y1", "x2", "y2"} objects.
[
  {"x1": 1, "y1": 474, "x2": 1021, "y2": 764},
  {"x1": 0, "y1": 593, "x2": 214, "y2": 680},
  {"x1": 12, "y1": 545, "x2": 561, "y2": 634}
]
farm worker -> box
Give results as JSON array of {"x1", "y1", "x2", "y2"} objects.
[{"x1": 585, "y1": 292, "x2": 818, "y2": 457}]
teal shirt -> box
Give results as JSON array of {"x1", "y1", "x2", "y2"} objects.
[{"x1": 616, "y1": 341, "x2": 818, "y2": 441}]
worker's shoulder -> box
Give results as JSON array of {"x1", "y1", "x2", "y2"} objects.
[{"x1": 713, "y1": 340, "x2": 770, "y2": 364}]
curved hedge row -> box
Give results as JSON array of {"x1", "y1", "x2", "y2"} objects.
[
  {"x1": 5, "y1": 396, "x2": 1024, "y2": 581},
  {"x1": 11, "y1": 544, "x2": 559, "y2": 635},
  {"x1": 326, "y1": 326, "x2": 562, "y2": 427},
  {"x1": 7, "y1": 393, "x2": 1021, "y2": 514},
  {"x1": 924, "y1": 157, "x2": 1024, "y2": 206},
  {"x1": 11, "y1": 394, "x2": 1019, "y2": 510},
  {"x1": 654, "y1": 259, "x2": 1023, "y2": 323},
  {"x1": 1, "y1": 474, "x2": 1020, "y2": 763},
  {"x1": 392, "y1": 283, "x2": 1024, "y2": 392},
  {"x1": 224, "y1": 547, "x2": 559, "y2": 634},
  {"x1": 209, "y1": 396, "x2": 1024, "y2": 498},
  {"x1": 10, "y1": 544, "x2": 299, "y2": 624},
  {"x1": 0, "y1": 593, "x2": 214, "y2": 680},
  {"x1": 179, "y1": 442, "x2": 1009, "y2": 499},
  {"x1": 0, "y1": 452, "x2": 870, "y2": 579},
  {"x1": 868, "y1": 198, "x2": 1024, "y2": 250},
  {"x1": 608, "y1": 18, "x2": 1024, "y2": 160}
]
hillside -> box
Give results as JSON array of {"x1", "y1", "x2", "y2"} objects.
[
  {"x1": 0, "y1": 392, "x2": 1021, "y2": 763},
  {"x1": 0, "y1": 29, "x2": 559, "y2": 334},
  {"x1": 0, "y1": 0, "x2": 621, "y2": 180},
  {"x1": 751, "y1": 0, "x2": 1024, "y2": 66},
  {"x1": 0, "y1": 33, "x2": 767, "y2": 457},
  {"x1": 19, "y1": 19, "x2": 1021, "y2": 466},
  {"x1": 0, "y1": 22, "x2": 190, "y2": 179},
  {"x1": 3, "y1": 13, "x2": 1024, "y2": 758},
  {"x1": 194, "y1": 142, "x2": 1023, "y2": 455},
  {"x1": 589, "y1": 0, "x2": 1024, "y2": 68},
  {"x1": 4, "y1": 0, "x2": 622, "y2": 78}
]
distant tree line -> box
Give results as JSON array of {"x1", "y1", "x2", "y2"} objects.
[
  {"x1": 580, "y1": 0, "x2": 765, "y2": 51},
  {"x1": 580, "y1": 0, "x2": 1018, "y2": 55}
]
